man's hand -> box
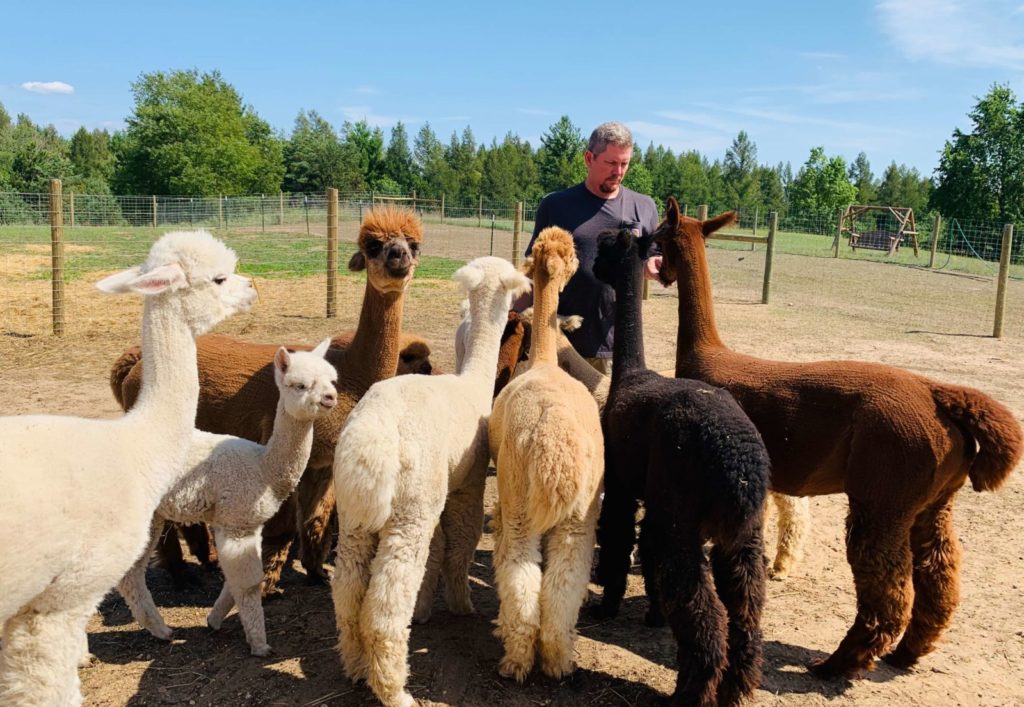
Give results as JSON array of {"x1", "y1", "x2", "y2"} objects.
[{"x1": 642, "y1": 255, "x2": 663, "y2": 283}]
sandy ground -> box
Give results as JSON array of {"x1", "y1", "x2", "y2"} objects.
[{"x1": 1, "y1": 246, "x2": 1023, "y2": 707}]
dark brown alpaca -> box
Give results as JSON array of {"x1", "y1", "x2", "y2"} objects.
[
  {"x1": 655, "y1": 196, "x2": 1024, "y2": 678},
  {"x1": 111, "y1": 331, "x2": 436, "y2": 582},
  {"x1": 109, "y1": 207, "x2": 422, "y2": 593}
]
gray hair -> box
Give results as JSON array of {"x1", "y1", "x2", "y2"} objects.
[{"x1": 587, "y1": 121, "x2": 634, "y2": 156}]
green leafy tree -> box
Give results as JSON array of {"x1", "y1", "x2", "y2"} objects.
[
  {"x1": 113, "y1": 69, "x2": 283, "y2": 196},
  {"x1": 537, "y1": 115, "x2": 585, "y2": 194},
  {"x1": 756, "y1": 165, "x2": 786, "y2": 216},
  {"x1": 282, "y1": 110, "x2": 350, "y2": 193},
  {"x1": 931, "y1": 84, "x2": 1024, "y2": 222},
  {"x1": 788, "y1": 146, "x2": 856, "y2": 220},
  {"x1": 622, "y1": 159, "x2": 654, "y2": 198},
  {"x1": 383, "y1": 121, "x2": 415, "y2": 192},
  {"x1": 647, "y1": 144, "x2": 682, "y2": 205},
  {"x1": 722, "y1": 131, "x2": 761, "y2": 211},
  {"x1": 674, "y1": 151, "x2": 713, "y2": 212},
  {"x1": 0, "y1": 102, "x2": 16, "y2": 188},
  {"x1": 848, "y1": 151, "x2": 876, "y2": 204},
  {"x1": 9, "y1": 115, "x2": 72, "y2": 193},
  {"x1": 68, "y1": 127, "x2": 115, "y2": 184},
  {"x1": 413, "y1": 122, "x2": 450, "y2": 198},
  {"x1": 343, "y1": 119, "x2": 386, "y2": 191},
  {"x1": 876, "y1": 162, "x2": 932, "y2": 213}
]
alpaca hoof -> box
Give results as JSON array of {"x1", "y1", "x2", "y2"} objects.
[
  {"x1": 385, "y1": 692, "x2": 416, "y2": 707},
  {"x1": 768, "y1": 566, "x2": 789, "y2": 581},
  {"x1": 78, "y1": 651, "x2": 97, "y2": 668},
  {"x1": 540, "y1": 655, "x2": 575, "y2": 680},
  {"x1": 498, "y1": 655, "x2": 532, "y2": 683},
  {"x1": 250, "y1": 643, "x2": 272, "y2": 657},
  {"x1": 445, "y1": 595, "x2": 475, "y2": 616},
  {"x1": 881, "y1": 645, "x2": 919, "y2": 670},
  {"x1": 807, "y1": 656, "x2": 859, "y2": 681},
  {"x1": 149, "y1": 625, "x2": 174, "y2": 641}
]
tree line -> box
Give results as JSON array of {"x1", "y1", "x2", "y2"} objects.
[{"x1": 1, "y1": 69, "x2": 1021, "y2": 225}]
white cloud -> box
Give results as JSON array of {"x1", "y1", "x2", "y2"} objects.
[
  {"x1": 627, "y1": 120, "x2": 732, "y2": 154},
  {"x1": 877, "y1": 0, "x2": 1024, "y2": 70},
  {"x1": 21, "y1": 81, "x2": 74, "y2": 94},
  {"x1": 338, "y1": 105, "x2": 417, "y2": 129}
]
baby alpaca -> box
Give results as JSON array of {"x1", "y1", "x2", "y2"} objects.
[
  {"x1": 592, "y1": 227, "x2": 769, "y2": 706},
  {"x1": 331, "y1": 256, "x2": 530, "y2": 707},
  {"x1": 117, "y1": 341, "x2": 337, "y2": 656},
  {"x1": 0, "y1": 231, "x2": 254, "y2": 707},
  {"x1": 488, "y1": 227, "x2": 604, "y2": 682}
]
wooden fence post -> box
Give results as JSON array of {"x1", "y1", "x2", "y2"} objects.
[
  {"x1": 152, "y1": 195, "x2": 158, "y2": 228},
  {"x1": 928, "y1": 214, "x2": 942, "y2": 268},
  {"x1": 440, "y1": 193, "x2": 446, "y2": 224},
  {"x1": 326, "y1": 187, "x2": 339, "y2": 318},
  {"x1": 69, "y1": 191, "x2": 75, "y2": 228},
  {"x1": 697, "y1": 204, "x2": 708, "y2": 221},
  {"x1": 218, "y1": 195, "x2": 224, "y2": 229},
  {"x1": 50, "y1": 179, "x2": 65, "y2": 337},
  {"x1": 832, "y1": 208, "x2": 844, "y2": 257},
  {"x1": 279, "y1": 192, "x2": 285, "y2": 226},
  {"x1": 478, "y1": 194, "x2": 483, "y2": 227},
  {"x1": 512, "y1": 201, "x2": 523, "y2": 267},
  {"x1": 411, "y1": 189, "x2": 417, "y2": 212},
  {"x1": 993, "y1": 223, "x2": 1013, "y2": 338},
  {"x1": 761, "y1": 212, "x2": 778, "y2": 304}
]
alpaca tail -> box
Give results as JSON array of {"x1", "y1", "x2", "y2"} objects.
[
  {"x1": 525, "y1": 409, "x2": 599, "y2": 535},
  {"x1": 332, "y1": 399, "x2": 401, "y2": 533},
  {"x1": 109, "y1": 345, "x2": 142, "y2": 411},
  {"x1": 930, "y1": 382, "x2": 1024, "y2": 492}
]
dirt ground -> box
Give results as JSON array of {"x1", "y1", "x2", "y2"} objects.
[{"x1": 1, "y1": 247, "x2": 1023, "y2": 707}]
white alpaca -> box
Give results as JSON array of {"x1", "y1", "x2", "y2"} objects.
[
  {"x1": 0, "y1": 231, "x2": 254, "y2": 707},
  {"x1": 488, "y1": 227, "x2": 603, "y2": 682},
  {"x1": 331, "y1": 256, "x2": 530, "y2": 707},
  {"x1": 116, "y1": 340, "x2": 338, "y2": 656}
]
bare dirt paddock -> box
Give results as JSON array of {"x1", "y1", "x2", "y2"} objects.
[{"x1": 1, "y1": 248, "x2": 1023, "y2": 706}]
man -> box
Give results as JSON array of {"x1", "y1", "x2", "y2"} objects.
[{"x1": 520, "y1": 121, "x2": 660, "y2": 374}]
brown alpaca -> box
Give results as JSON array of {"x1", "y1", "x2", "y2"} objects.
[
  {"x1": 111, "y1": 330, "x2": 436, "y2": 581},
  {"x1": 655, "y1": 196, "x2": 1024, "y2": 678},
  {"x1": 108, "y1": 207, "x2": 423, "y2": 593}
]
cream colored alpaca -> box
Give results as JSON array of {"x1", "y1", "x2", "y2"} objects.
[
  {"x1": 116, "y1": 341, "x2": 337, "y2": 656},
  {"x1": 0, "y1": 231, "x2": 255, "y2": 707},
  {"x1": 488, "y1": 227, "x2": 603, "y2": 682},
  {"x1": 331, "y1": 256, "x2": 530, "y2": 707},
  {"x1": 518, "y1": 308, "x2": 809, "y2": 579}
]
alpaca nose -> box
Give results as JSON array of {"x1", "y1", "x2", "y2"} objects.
[
  {"x1": 321, "y1": 392, "x2": 337, "y2": 408},
  {"x1": 386, "y1": 244, "x2": 410, "y2": 267}
]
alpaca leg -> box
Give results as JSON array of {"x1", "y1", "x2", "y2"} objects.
[
  {"x1": 181, "y1": 522, "x2": 218, "y2": 569},
  {"x1": 594, "y1": 485, "x2": 639, "y2": 619},
  {"x1": 711, "y1": 527, "x2": 768, "y2": 706},
  {"x1": 155, "y1": 521, "x2": 196, "y2": 586},
  {"x1": 117, "y1": 518, "x2": 173, "y2": 641},
  {"x1": 331, "y1": 526, "x2": 377, "y2": 683},
  {"x1": 360, "y1": 514, "x2": 439, "y2": 707},
  {"x1": 412, "y1": 521, "x2": 444, "y2": 624},
  {"x1": 658, "y1": 542, "x2": 728, "y2": 707},
  {"x1": 0, "y1": 606, "x2": 89, "y2": 707},
  {"x1": 297, "y1": 468, "x2": 334, "y2": 584},
  {"x1": 884, "y1": 492, "x2": 961, "y2": 669},
  {"x1": 538, "y1": 496, "x2": 600, "y2": 680},
  {"x1": 439, "y1": 468, "x2": 486, "y2": 616},
  {"x1": 638, "y1": 513, "x2": 667, "y2": 627},
  {"x1": 261, "y1": 495, "x2": 298, "y2": 597},
  {"x1": 207, "y1": 585, "x2": 235, "y2": 630},
  {"x1": 210, "y1": 529, "x2": 271, "y2": 656},
  {"x1": 492, "y1": 508, "x2": 543, "y2": 683},
  {"x1": 769, "y1": 492, "x2": 809, "y2": 580},
  {"x1": 809, "y1": 499, "x2": 914, "y2": 679}
]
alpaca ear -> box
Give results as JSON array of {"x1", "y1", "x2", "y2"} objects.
[
  {"x1": 274, "y1": 346, "x2": 291, "y2": 374},
  {"x1": 348, "y1": 251, "x2": 366, "y2": 272},
  {"x1": 702, "y1": 211, "x2": 738, "y2": 238},
  {"x1": 521, "y1": 255, "x2": 536, "y2": 280},
  {"x1": 452, "y1": 263, "x2": 484, "y2": 291},
  {"x1": 665, "y1": 197, "x2": 681, "y2": 228},
  {"x1": 501, "y1": 270, "x2": 532, "y2": 298},
  {"x1": 311, "y1": 337, "x2": 331, "y2": 358},
  {"x1": 96, "y1": 263, "x2": 186, "y2": 295},
  {"x1": 558, "y1": 314, "x2": 583, "y2": 332}
]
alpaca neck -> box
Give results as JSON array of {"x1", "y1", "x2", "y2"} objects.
[
  {"x1": 558, "y1": 338, "x2": 606, "y2": 394},
  {"x1": 528, "y1": 269, "x2": 559, "y2": 365},
  {"x1": 127, "y1": 297, "x2": 200, "y2": 491},
  {"x1": 345, "y1": 280, "x2": 405, "y2": 389},
  {"x1": 611, "y1": 258, "x2": 646, "y2": 380},
  {"x1": 675, "y1": 242, "x2": 725, "y2": 358},
  {"x1": 460, "y1": 294, "x2": 509, "y2": 387},
  {"x1": 261, "y1": 403, "x2": 315, "y2": 502}
]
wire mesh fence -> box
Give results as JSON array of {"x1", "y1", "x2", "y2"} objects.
[{"x1": 0, "y1": 188, "x2": 1020, "y2": 339}]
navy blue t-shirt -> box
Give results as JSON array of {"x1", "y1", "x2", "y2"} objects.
[{"x1": 525, "y1": 183, "x2": 659, "y2": 358}]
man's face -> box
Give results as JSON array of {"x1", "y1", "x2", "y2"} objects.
[{"x1": 585, "y1": 142, "x2": 632, "y2": 196}]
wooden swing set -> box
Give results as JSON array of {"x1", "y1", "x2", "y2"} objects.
[{"x1": 840, "y1": 205, "x2": 919, "y2": 257}]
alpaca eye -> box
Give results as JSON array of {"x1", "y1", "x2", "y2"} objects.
[
  {"x1": 408, "y1": 241, "x2": 419, "y2": 255},
  {"x1": 213, "y1": 276, "x2": 227, "y2": 285},
  {"x1": 365, "y1": 239, "x2": 383, "y2": 257},
  {"x1": 294, "y1": 383, "x2": 306, "y2": 390}
]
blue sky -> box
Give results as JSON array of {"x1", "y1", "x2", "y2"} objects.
[{"x1": 3, "y1": 0, "x2": 1024, "y2": 178}]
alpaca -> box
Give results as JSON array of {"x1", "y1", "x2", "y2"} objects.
[
  {"x1": 116, "y1": 341, "x2": 338, "y2": 657},
  {"x1": 488, "y1": 227, "x2": 604, "y2": 682},
  {"x1": 0, "y1": 230, "x2": 255, "y2": 707},
  {"x1": 655, "y1": 197, "x2": 1024, "y2": 677},
  {"x1": 331, "y1": 256, "x2": 530, "y2": 707},
  {"x1": 108, "y1": 206, "x2": 423, "y2": 595},
  {"x1": 503, "y1": 309, "x2": 807, "y2": 577},
  {"x1": 110, "y1": 330, "x2": 436, "y2": 582},
  {"x1": 591, "y1": 227, "x2": 770, "y2": 706}
]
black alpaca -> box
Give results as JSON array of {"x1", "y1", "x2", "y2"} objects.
[{"x1": 592, "y1": 228, "x2": 770, "y2": 706}]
